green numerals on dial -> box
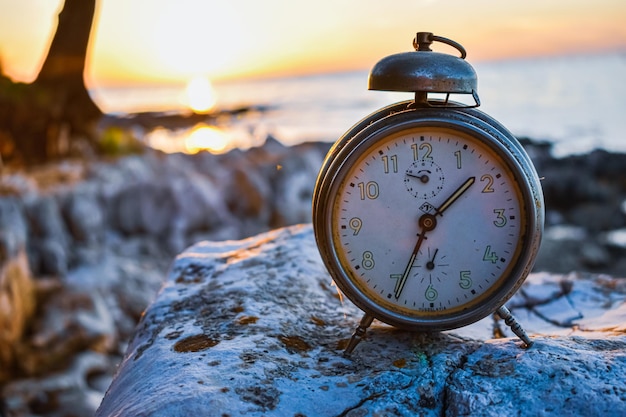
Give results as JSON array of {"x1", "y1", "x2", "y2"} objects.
[
  {"x1": 483, "y1": 245, "x2": 499, "y2": 264},
  {"x1": 493, "y1": 209, "x2": 507, "y2": 227},
  {"x1": 425, "y1": 284, "x2": 438, "y2": 301},
  {"x1": 459, "y1": 270, "x2": 472, "y2": 289}
]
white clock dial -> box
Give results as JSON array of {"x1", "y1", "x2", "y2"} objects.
[
  {"x1": 331, "y1": 126, "x2": 526, "y2": 321},
  {"x1": 313, "y1": 103, "x2": 543, "y2": 345}
]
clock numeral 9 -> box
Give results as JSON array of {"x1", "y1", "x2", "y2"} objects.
[
  {"x1": 349, "y1": 217, "x2": 362, "y2": 235},
  {"x1": 358, "y1": 181, "x2": 379, "y2": 200}
]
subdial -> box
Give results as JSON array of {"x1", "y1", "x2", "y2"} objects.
[
  {"x1": 416, "y1": 248, "x2": 450, "y2": 299},
  {"x1": 404, "y1": 159, "x2": 445, "y2": 199},
  {"x1": 423, "y1": 248, "x2": 450, "y2": 278}
]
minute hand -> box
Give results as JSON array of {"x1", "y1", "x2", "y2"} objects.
[{"x1": 435, "y1": 176, "x2": 475, "y2": 215}]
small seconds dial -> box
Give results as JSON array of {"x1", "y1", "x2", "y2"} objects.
[
  {"x1": 332, "y1": 126, "x2": 527, "y2": 319},
  {"x1": 404, "y1": 159, "x2": 445, "y2": 199}
]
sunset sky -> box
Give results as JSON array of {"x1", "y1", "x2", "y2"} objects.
[{"x1": 1, "y1": 0, "x2": 625, "y2": 88}]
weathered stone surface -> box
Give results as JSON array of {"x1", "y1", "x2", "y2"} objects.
[
  {"x1": 2, "y1": 140, "x2": 625, "y2": 416},
  {"x1": 96, "y1": 225, "x2": 626, "y2": 417}
]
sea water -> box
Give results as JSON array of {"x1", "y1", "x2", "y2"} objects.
[{"x1": 91, "y1": 52, "x2": 626, "y2": 157}]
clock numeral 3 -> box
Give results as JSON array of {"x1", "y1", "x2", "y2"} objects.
[{"x1": 493, "y1": 209, "x2": 507, "y2": 227}]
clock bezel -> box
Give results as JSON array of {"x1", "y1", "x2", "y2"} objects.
[{"x1": 312, "y1": 101, "x2": 544, "y2": 331}]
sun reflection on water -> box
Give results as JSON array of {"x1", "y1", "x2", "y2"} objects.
[
  {"x1": 185, "y1": 125, "x2": 230, "y2": 153},
  {"x1": 145, "y1": 124, "x2": 231, "y2": 154}
]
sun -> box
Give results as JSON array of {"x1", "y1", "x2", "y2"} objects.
[{"x1": 185, "y1": 76, "x2": 217, "y2": 113}]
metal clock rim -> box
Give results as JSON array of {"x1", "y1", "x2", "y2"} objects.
[{"x1": 312, "y1": 105, "x2": 544, "y2": 331}]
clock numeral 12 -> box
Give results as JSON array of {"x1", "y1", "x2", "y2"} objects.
[{"x1": 412, "y1": 142, "x2": 433, "y2": 161}]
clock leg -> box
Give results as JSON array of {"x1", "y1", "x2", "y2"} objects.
[
  {"x1": 497, "y1": 305, "x2": 534, "y2": 349},
  {"x1": 344, "y1": 313, "x2": 374, "y2": 356}
]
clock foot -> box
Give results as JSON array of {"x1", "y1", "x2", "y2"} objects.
[
  {"x1": 497, "y1": 305, "x2": 534, "y2": 349},
  {"x1": 344, "y1": 313, "x2": 374, "y2": 356}
]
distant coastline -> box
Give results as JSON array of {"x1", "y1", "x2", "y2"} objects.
[{"x1": 91, "y1": 52, "x2": 626, "y2": 157}]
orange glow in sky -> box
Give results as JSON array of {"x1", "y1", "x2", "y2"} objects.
[{"x1": 0, "y1": 0, "x2": 625, "y2": 88}]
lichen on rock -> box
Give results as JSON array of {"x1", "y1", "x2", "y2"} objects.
[{"x1": 96, "y1": 225, "x2": 626, "y2": 417}]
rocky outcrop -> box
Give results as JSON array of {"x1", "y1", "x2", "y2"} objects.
[
  {"x1": 0, "y1": 198, "x2": 35, "y2": 384},
  {"x1": 0, "y1": 139, "x2": 329, "y2": 416},
  {"x1": 96, "y1": 225, "x2": 626, "y2": 417},
  {"x1": 1, "y1": 138, "x2": 625, "y2": 416}
]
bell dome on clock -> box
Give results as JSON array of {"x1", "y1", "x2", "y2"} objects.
[{"x1": 368, "y1": 32, "x2": 480, "y2": 106}]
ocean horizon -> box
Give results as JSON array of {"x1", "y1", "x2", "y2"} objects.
[{"x1": 91, "y1": 52, "x2": 626, "y2": 157}]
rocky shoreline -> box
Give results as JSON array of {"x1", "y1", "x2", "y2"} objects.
[{"x1": 1, "y1": 136, "x2": 625, "y2": 416}]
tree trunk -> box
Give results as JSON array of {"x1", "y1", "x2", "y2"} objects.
[{"x1": 3, "y1": 0, "x2": 102, "y2": 165}]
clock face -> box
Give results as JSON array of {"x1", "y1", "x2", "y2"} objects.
[{"x1": 319, "y1": 120, "x2": 538, "y2": 329}]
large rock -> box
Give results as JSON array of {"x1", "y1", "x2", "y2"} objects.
[
  {"x1": 0, "y1": 198, "x2": 35, "y2": 384},
  {"x1": 96, "y1": 225, "x2": 626, "y2": 416}
]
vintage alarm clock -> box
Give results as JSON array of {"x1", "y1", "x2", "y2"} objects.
[{"x1": 312, "y1": 32, "x2": 544, "y2": 354}]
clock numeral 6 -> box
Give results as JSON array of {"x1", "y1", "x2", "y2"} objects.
[{"x1": 425, "y1": 284, "x2": 438, "y2": 301}]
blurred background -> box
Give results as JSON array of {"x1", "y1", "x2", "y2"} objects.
[
  {"x1": 1, "y1": 0, "x2": 625, "y2": 158},
  {"x1": 1, "y1": 2, "x2": 626, "y2": 416}
]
